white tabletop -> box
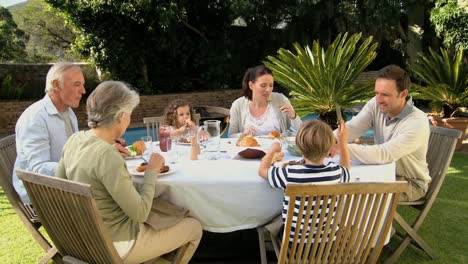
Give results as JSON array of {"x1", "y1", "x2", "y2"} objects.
[{"x1": 128, "y1": 138, "x2": 395, "y2": 233}]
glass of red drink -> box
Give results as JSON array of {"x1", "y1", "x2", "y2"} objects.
[{"x1": 159, "y1": 125, "x2": 172, "y2": 152}]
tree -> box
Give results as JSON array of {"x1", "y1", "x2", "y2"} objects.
[
  {"x1": 45, "y1": 0, "x2": 243, "y2": 92},
  {"x1": 11, "y1": 0, "x2": 76, "y2": 62},
  {"x1": 0, "y1": 6, "x2": 28, "y2": 62},
  {"x1": 430, "y1": 0, "x2": 468, "y2": 50}
]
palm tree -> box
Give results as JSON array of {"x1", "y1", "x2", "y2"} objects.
[
  {"x1": 411, "y1": 47, "x2": 468, "y2": 118},
  {"x1": 264, "y1": 32, "x2": 377, "y2": 128}
]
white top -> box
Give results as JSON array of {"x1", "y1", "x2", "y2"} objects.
[
  {"x1": 128, "y1": 139, "x2": 396, "y2": 233},
  {"x1": 245, "y1": 103, "x2": 281, "y2": 135}
]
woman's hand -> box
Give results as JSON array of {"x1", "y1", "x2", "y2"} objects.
[
  {"x1": 147, "y1": 153, "x2": 165, "y2": 174},
  {"x1": 243, "y1": 125, "x2": 257, "y2": 135},
  {"x1": 279, "y1": 104, "x2": 296, "y2": 119}
]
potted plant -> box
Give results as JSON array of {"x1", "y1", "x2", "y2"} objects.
[
  {"x1": 264, "y1": 32, "x2": 378, "y2": 129},
  {"x1": 411, "y1": 47, "x2": 467, "y2": 149}
]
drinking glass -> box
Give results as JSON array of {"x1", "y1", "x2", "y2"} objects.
[
  {"x1": 158, "y1": 125, "x2": 172, "y2": 152},
  {"x1": 140, "y1": 136, "x2": 152, "y2": 159},
  {"x1": 197, "y1": 120, "x2": 221, "y2": 160}
]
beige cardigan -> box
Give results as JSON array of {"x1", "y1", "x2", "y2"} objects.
[{"x1": 228, "y1": 92, "x2": 302, "y2": 136}]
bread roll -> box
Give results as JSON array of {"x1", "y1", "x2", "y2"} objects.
[
  {"x1": 271, "y1": 152, "x2": 284, "y2": 164},
  {"x1": 132, "y1": 141, "x2": 146, "y2": 155},
  {"x1": 269, "y1": 130, "x2": 281, "y2": 139},
  {"x1": 237, "y1": 135, "x2": 260, "y2": 147}
]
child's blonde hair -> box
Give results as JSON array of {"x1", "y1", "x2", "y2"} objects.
[
  {"x1": 163, "y1": 99, "x2": 195, "y2": 127},
  {"x1": 296, "y1": 120, "x2": 334, "y2": 162}
]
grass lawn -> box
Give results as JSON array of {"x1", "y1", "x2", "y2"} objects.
[{"x1": 1, "y1": 152, "x2": 467, "y2": 263}]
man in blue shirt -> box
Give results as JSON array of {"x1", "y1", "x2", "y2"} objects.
[{"x1": 12, "y1": 61, "x2": 86, "y2": 204}]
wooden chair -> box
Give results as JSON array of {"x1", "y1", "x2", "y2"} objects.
[
  {"x1": 277, "y1": 182, "x2": 406, "y2": 264},
  {"x1": 143, "y1": 114, "x2": 201, "y2": 141},
  {"x1": 0, "y1": 135, "x2": 61, "y2": 264},
  {"x1": 385, "y1": 125, "x2": 463, "y2": 263},
  {"x1": 16, "y1": 169, "x2": 189, "y2": 264},
  {"x1": 194, "y1": 105, "x2": 230, "y2": 136}
]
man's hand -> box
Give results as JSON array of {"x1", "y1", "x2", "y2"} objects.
[{"x1": 114, "y1": 138, "x2": 130, "y2": 157}]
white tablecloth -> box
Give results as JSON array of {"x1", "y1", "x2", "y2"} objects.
[{"x1": 128, "y1": 139, "x2": 395, "y2": 233}]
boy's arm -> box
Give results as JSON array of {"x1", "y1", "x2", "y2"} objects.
[
  {"x1": 337, "y1": 121, "x2": 350, "y2": 169},
  {"x1": 258, "y1": 142, "x2": 282, "y2": 179}
]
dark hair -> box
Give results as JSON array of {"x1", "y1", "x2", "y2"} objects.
[
  {"x1": 242, "y1": 65, "x2": 273, "y2": 100},
  {"x1": 163, "y1": 99, "x2": 195, "y2": 127},
  {"x1": 377, "y1": 65, "x2": 411, "y2": 93},
  {"x1": 296, "y1": 120, "x2": 334, "y2": 162}
]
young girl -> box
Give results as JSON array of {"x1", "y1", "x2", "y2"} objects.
[{"x1": 162, "y1": 99, "x2": 197, "y2": 139}]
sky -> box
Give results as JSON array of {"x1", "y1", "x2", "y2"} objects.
[{"x1": 0, "y1": 0, "x2": 27, "y2": 7}]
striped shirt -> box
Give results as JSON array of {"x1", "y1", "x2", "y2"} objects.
[{"x1": 267, "y1": 162, "x2": 350, "y2": 242}]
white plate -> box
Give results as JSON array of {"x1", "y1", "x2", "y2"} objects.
[
  {"x1": 128, "y1": 166, "x2": 177, "y2": 177},
  {"x1": 176, "y1": 141, "x2": 191, "y2": 146},
  {"x1": 125, "y1": 155, "x2": 142, "y2": 160},
  {"x1": 124, "y1": 146, "x2": 142, "y2": 159}
]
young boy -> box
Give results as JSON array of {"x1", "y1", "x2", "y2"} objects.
[{"x1": 258, "y1": 119, "x2": 350, "y2": 243}]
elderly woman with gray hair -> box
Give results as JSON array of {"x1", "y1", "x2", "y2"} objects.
[{"x1": 55, "y1": 81, "x2": 202, "y2": 264}]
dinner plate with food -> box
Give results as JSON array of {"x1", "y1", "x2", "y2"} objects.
[
  {"x1": 176, "y1": 137, "x2": 192, "y2": 145},
  {"x1": 125, "y1": 140, "x2": 146, "y2": 159},
  {"x1": 128, "y1": 162, "x2": 175, "y2": 176}
]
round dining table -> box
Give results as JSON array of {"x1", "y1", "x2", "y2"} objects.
[{"x1": 127, "y1": 138, "x2": 395, "y2": 233}]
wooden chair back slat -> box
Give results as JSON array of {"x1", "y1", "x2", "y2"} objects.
[
  {"x1": 17, "y1": 169, "x2": 123, "y2": 264},
  {"x1": 0, "y1": 134, "x2": 38, "y2": 221},
  {"x1": 425, "y1": 125, "x2": 462, "y2": 201},
  {"x1": 386, "y1": 125, "x2": 463, "y2": 263},
  {"x1": 0, "y1": 135, "x2": 61, "y2": 263},
  {"x1": 278, "y1": 182, "x2": 406, "y2": 264}
]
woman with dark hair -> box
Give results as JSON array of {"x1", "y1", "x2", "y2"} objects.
[
  {"x1": 56, "y1": 81, "x2": 202, "y2": 264},
  {"x1": 228, "y1": 65, "x2": 302, "y2": 136}
]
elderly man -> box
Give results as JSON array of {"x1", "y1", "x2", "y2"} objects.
[
  {"x1": 337, "y1": 65, "x2": 430, "y2": 202},
  {"x1": 12, "y1": 62, "x2": 86, "y2": 204}
]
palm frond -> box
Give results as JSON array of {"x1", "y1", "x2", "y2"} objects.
[
  {"x1": 264, "y1": 32, "x2": 377, "y2": 116},
  {"x1": 411, "y1": 47, "x2": 468, "y2": 115}
]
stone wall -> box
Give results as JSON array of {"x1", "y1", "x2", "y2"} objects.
[{"x1": 0, "y1": 90, "x2": 242, "y2": 137}]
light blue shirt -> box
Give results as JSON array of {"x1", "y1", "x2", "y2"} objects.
[{"x1": 13, "y1": 95, "x2": 78, "y2": 204}]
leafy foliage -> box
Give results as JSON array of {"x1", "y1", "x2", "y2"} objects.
[
  {"x1": 41, "y1": 0, "x2": 410, "y2": 94},
  {"x1": 264, "y1": 32, "x2": 377, "y2": 126},
  {"x1": 0, "y1": 6, "x2": 28, "y2": 62},
  {"x1": 45, "y1": 0, "x2": 245, "y2": 92},
  {"x1": 411, "y1": 47, "x2": 468, "y2": 118},
  {"x1": 430, "y1": 0, "x2": 468, "y2": 50},
  {"x1": 10, "y1": 0, "x2": 77, "y2": 62}
]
